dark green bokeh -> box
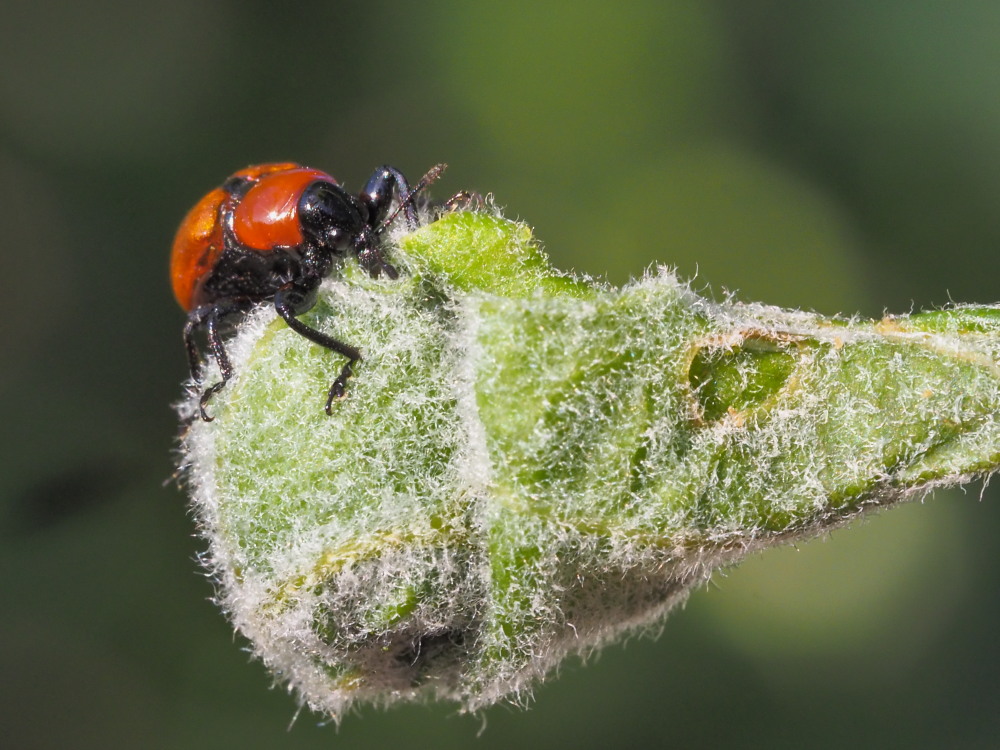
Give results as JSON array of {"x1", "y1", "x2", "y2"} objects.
[{"x1": 3, "y1": 1, "x2": 999, "y2": 747}]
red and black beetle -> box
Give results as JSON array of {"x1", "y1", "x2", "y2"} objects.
[{"x1": 171, "y1": 162, "x2": 443, "y2": 421}]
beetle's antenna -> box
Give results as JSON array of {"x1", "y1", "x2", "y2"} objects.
[{"x1": 377, "y1": 163, "x2": 447, "y2": 235}]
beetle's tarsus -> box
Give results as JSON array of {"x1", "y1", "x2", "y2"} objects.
[
  {"x1": 325, "y1": 362, "x2": 355, "y2": 414},
  {"x1": 440, "y1": 190, "x2": 486, "y2": 215},
  {"x1": 199, "y1": 381, "x2": 227, "y2": 422}
]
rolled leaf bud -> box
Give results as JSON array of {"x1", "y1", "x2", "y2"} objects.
[{"x1": 178, "y1": 211, "x2": 1000, "y2": 717}]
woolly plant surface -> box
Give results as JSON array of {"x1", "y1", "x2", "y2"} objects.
[{"x1": 178, "y1": 210, "x2": 1000, "y2": 718}]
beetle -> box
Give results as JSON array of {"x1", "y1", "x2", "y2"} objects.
[{"x1": 171, "y1": 162, "x2": 444, "y2": 421}]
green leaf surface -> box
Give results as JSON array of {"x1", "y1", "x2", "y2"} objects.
[{"x1": 179, "y1": 211, "x2": 1000, "y2": 717}]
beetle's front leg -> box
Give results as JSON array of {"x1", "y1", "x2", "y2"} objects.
[{"x1": 274, "y1": 285, "x2": 363, "y2": 413}]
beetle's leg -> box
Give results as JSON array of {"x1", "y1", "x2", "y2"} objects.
[
  {"x1": 361, "y1": 166, "x2": 414, "y2": 229},
  {"x1": 183, "y1": 303, "x2": 235, "y2": 421},
  {"x1": 193, "y1": 300, "x2": 251, "y2": 421},
  {"x1": 356, "y1": 242, "x2": 400, "y2": 281},
  {"x1": 183, "y1": 305, "x2": 214, "y2": 383},
  {"x1": 438, "y1": 190, "x2": 486, "y2": 216},
  {"x1": 197, "y1": 306, "x2": 237, "y2": 421},
  {"x1": 358, "y1": 164, "x2": 447, "y2": 281},
  {"x1": 274, "y1": 287, "x2": 362, "y2": 414},
  {"x1": 363, "y1": 163, "x2": 447, "y2": 231}
]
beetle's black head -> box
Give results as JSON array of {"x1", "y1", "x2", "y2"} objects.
[
  {"x1": 299, "y1": 181, "x2": 399, "y2": 280},
  {"x1": 298, "y1": 181, "x2": 369, "y2": 256}
]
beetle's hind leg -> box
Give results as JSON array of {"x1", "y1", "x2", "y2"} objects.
[
  {"x1": 184, "y1": 302, "x2": 245, "y2": 421},
  {"x1": 183, "y1": 306, "x2": 213, "y2": 384}
]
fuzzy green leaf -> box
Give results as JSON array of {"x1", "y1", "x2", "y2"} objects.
[{"x1": 179, "y1": 210, "x2": 1000, "y2": 717}]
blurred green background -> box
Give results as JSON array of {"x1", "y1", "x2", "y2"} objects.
[{"x1": 3, "y1": 1, "x2": 1000, "y2": 747}]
